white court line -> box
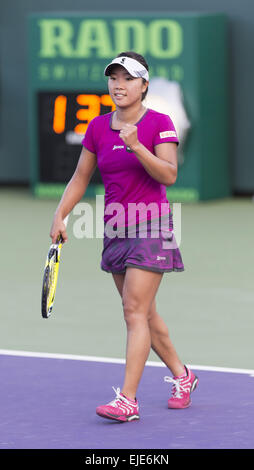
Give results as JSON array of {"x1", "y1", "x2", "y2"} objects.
[{"x1": 0, "y1": 349, "x2": 254, "y2": 376}]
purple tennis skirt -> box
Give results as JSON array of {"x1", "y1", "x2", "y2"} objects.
[{"x1": 101, "y1": 214, "x2": 184, "y2": 274}]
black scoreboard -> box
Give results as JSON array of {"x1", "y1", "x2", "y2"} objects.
[{"x1": 38, "y1": 92, "x2": 115, "y2": 183}]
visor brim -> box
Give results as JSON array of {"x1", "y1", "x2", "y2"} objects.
[{"x1": 104, "y1": 63, "x2": 133, "y2": 77}]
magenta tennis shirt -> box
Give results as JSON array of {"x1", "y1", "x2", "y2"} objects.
[{"x1": 82, "y1": 109, "x2": 179, "y2": 227}]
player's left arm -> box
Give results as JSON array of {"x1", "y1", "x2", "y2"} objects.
[
  {"x1": 119, "y1": 123, "x2": 178, "y2": 186},
  {"x1": 154, "y1": 141, "x2": 178, "y2": 185}
]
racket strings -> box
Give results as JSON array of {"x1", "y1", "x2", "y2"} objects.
[
  {"x1": 47, "y1": 256, "x2": 58, "y2": 306},
  {"x1": 41, "y1": 242, "x2": 62, "y2": 318}
]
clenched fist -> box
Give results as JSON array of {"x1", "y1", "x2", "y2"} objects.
[{"x1": 119, "y1": 124, "x2": 139, "y2": 150}]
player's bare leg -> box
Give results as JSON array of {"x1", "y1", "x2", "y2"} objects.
[
  {"x1": 147, "y1": 300, "x2": 185, "y2": 377},
  {"x1": 120, "y1": 267, "x2": 162, "y2": 400},
  {"x1": 112, "y1": 270, "x2": 185, "y2": 400}
]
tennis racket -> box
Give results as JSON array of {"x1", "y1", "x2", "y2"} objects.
[{"x1": 41, "y1": 235, "x2": 63, "y2": 318}]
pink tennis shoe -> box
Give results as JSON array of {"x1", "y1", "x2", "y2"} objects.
[
  {"x1": 96, "y1": 387, "x2": 140, "y2": 422},
  {"x1": 164, "y1": 365, "x2": 199, "y2": 409},
  {"x1": 96, "y1": 366, "x2": 198, "y2": 422}
]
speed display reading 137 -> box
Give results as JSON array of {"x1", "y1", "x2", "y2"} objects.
[{"x1": 38, "y1": 91, "x2": 115, "y2": 183}]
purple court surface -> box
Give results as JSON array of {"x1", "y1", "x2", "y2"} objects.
[{"x1": 0, "y1": 352, "x2": 253, "y2": 449}]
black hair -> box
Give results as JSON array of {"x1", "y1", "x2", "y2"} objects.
[{"x1": 116, "y1": 51, "x2": 149, "y2": 101}]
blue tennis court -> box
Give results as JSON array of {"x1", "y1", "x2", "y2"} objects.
[{"x1": 1, "y1": 350, "x2": 253, "y2": 449}]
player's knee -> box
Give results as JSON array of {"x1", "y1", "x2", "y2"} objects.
[
  {"x1": 122, "y1": 297, "x2": 148, "y2": 326},
  {"x1": 147, "y1": 305, "x2": 157, "y2": 321}
]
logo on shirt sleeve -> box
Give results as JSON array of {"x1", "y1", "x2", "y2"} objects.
[{"x1": 159, "y1": 131, "x2": 177, "y2": 138}]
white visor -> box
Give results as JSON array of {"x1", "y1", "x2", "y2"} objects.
[{"x1": 104, "y1": 56, "x2": 149, "y2": 82}]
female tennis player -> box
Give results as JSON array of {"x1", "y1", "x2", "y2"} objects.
[{"x1": 50, "y1": 51, "x2": 198, "y2": 422}]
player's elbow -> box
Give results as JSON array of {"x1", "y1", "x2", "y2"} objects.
[{"x1": 164, "y1": 168, "x2": 177, "y2": 186}]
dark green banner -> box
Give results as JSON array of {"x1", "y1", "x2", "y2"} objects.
[{"x1": 28, "y1": 12, "x2": 231, "y2": 201}]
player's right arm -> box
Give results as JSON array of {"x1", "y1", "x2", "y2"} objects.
[{"x1": 50, "y1": 147, "x2": 97, "y2": 243}]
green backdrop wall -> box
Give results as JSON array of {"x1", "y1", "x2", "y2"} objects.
[
  {"x1": 28, "y1": 12, "x2": 229, "y2": 202},
  {"x1": 0, "y1": 0, "x2": 253, "y2": 195}
]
